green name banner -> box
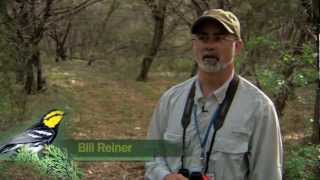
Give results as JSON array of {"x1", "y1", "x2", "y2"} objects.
[{"x1": 61, "y1": 139, "x2": 182, "y2": 161}]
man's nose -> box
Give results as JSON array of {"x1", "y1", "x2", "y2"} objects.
[{"x1": 203, "y1": 42, "x2": 217, "y2": 51}]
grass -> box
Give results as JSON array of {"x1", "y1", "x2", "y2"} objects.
[{"x1": 0, "y1": 58, "x2": 318, "y2": 179}]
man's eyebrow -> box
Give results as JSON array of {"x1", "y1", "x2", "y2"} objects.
[
  {"x1": 213, "y1": 32, "x2": 227, "y2": 35},
  {"x1": 196, "y1": 32, "x2": 208, "y2": 35},
  {"x1": 196, "y1": 32, "x2": 227, "y2": 35}
]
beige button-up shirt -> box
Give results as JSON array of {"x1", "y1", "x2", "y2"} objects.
[{"x1": 145, "y1": 75, "x2": 283, "y2": 180}]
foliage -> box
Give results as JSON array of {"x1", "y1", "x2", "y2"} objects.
[
  {"x1": 243, "y1": 35, "x2": 316, "y2": 100},
  {"x1": 13, "y1": 145, "x2": 83, "y2": 180},
  {"x1": 285, "y1": 144, "x2": 320, "y2": 180},
  {"x1": 255, "y1": 68, "x2": 284, "y2": 95},
  {"x1": 291, "y1": 44, "x2": 317, "y2": 86},
  {"x1": 245, "y1": 35, "x2": 280, "y2": 51}
]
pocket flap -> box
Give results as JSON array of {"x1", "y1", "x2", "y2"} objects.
[
  {"x1": 232, "y1": 127, "x2": 250, "y2": 135},
  {"x1": 213, "y1": 136, "x2": 248, "y2": 154},
  {"x1": 164, "y1": 132, "x2": 182, "y2": 143}
]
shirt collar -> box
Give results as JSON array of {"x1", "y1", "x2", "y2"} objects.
[{"x1": 194, "y1": 71, "x2": 234, "y2": 104}]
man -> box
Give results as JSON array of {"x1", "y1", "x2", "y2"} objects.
[{"x1": 145, "y1": 9, "x2": 283, "y2": 180}]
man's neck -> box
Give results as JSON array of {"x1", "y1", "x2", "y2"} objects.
[{"x1": 197, "y1": 66, "x2": 234, "y2": 97}]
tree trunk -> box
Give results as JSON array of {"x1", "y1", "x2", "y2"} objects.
[
  {"x1": 87, "y1": 53, "x2": 95, "y2": 66},
  {"x1": 15, "y1": 59, "x2": 25, "y2": 83},
  {"x1": 274, "y1": 80, "x2": 294, "y2": 117},
  {"x1": 34, "y1": 51, "x2": 45, "y2": 91},
  {"x1": 137, "y1": 56, "x2": 153, "y2": 81},
  {"x1": 314, "y1": 85, "x2": 320, "y2": 143},
  {"x1": 24, "y1": 50, "x2": 45, "y2": 94},
  {"x1": 136, "y1": 0, "x2": 167, "y2": 81},
  {"x1": 312, "y1": 0, "x2": 320, "y2": 143},
  {"x1": 52, "y1": 22, "x2": 71, "y2": 62},
  {"x1": 55, "y1": 44, "x2": 67, "y2": 62},
  {"x1": 55, "y1": 46, "x2": 60, "y2": 62},
  {"x1": 24, "y1": 58, "x2": 34, "y2": 94}
]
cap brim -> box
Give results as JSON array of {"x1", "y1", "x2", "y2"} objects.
[{"x1": 191, "y1": 16, "x2": 234, "y2": 35}]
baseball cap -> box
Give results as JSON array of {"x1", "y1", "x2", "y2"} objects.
[{"x1": 191, "y1": 9, "x2": 241, "y2": 39}]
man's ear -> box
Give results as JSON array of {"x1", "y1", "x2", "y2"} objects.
[
  {"x1": 192, "y1": 39, "x2": 197, "y2": 54},
  {"x1": 235, "y1": 40, "x2": 244, "y2": 56}
]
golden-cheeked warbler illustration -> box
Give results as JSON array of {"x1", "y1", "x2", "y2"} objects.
[{"x1": 0, "y1": 109, "x2": 65, "y2": 155}]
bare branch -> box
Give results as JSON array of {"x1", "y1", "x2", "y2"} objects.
[
  {"x1": 51, "y1": 0, "x2": 106, "y2": 22},
  {"x1": 100, "y1": 0, "x2": 119, "y2": 33},
  {"x1": 167, "y1": 1, "x2": 193, "y2": 28}
]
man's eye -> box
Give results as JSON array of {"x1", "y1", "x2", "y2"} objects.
[
  {"x1": 198, "y1": 35, "x2": 208, "y2": 41},
  {"x1": 213, "y1": 35, "x2": 224, "y2": 41}
]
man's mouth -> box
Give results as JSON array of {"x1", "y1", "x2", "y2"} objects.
[{"x1": 202, "y1": 55, "x2": 219, "y2": 63}]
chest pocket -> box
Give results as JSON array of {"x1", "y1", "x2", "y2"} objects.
[
  {"x1": 213, "y1": 137, "x2": 248, "y2": 154},
  {"x1": 209, "y1": 130, "x2": 250, "y2": 180}
]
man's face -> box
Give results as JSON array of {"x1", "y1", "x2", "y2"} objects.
[{"x1": 192, "y1": 20, "x2": 243, "y2": 73}]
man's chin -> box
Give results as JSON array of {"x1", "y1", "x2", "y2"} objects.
[{"x1": 199, "y1": 64, "x2": 223, "y2": 73}]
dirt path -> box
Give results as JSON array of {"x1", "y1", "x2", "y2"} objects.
[{"x1": 46, "y1": 60, "x2": 179, "y2": 179}]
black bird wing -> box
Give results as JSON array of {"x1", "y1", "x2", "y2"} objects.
[{"x1": 0, "y1": 126, "x2": 55, "y2": 154}]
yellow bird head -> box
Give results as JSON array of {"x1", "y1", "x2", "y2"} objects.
[{"x1": 42, "y1": 110, "x2": 65, "y2": 128}]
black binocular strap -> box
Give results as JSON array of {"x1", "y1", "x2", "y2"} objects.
[
  {"x1": 180, "y1": 81, "x2": 196, "y2": 169},
  {"x1": 180, "y1": 75, "x2": 239, "y2": 174}
]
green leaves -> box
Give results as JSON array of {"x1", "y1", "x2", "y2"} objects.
[
  {"x1": 14, "y1": 145, "x2": 83, "y2": 180},
  {"x1": 293, "y1": 70, "x2": 315, "y2": 87},
  {"x1": 256, "y1": 68, "x2": 283, "y2": 96},
  {"x1": 281, "y1": 51, "x2": 294, "y2": 65},
  {"x1": 301, "y1": 43, "x2": 315, "y2": 65},
  {"x1": 285, "y1": 144, "x2": 320, "y2": 180},
  {"x1": 247, "y1": 35, "x2": 316, "y2": 96},
  {"x1": 246, "y1": 35, "x2": 280, "y2": 51}
]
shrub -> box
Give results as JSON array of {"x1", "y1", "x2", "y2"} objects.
[
  {"x1": 12, "y1": 145, "x2": 83, "y2": 180},
  {"x1": 285, "y1": 144, "x2": 320, "y2": 180}
]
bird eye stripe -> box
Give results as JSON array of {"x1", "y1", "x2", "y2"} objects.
[
  {"x1": 44, "y1": 113, "x2": 63, "y2": 121},
  {"x1": 43, "y1": 110, "x2": 64, "y2": 119}
]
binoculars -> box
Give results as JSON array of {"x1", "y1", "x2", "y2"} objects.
[{"x1": 178, "y1": 168, "x2": 205, "y2": 180}]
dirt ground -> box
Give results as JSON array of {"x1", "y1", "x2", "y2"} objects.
[{"x1": 45, "y1": 60, "x2": 180, "y2": 179}]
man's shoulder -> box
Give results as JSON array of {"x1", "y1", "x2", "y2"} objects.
[
  {"x1": 161, "y1": 77, "x2": 196, "y2": 100},
  {"x1": 238, "y1": 76, "x2": 274, "y2": 106}
]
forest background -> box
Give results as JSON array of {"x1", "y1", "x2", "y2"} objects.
[{"x1": 0, "y1": 0, "x2": 319, "y2": 179}]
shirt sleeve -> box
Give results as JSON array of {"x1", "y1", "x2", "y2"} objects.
[
  {"x1": 248, "y1": 100, "x2": 283, "y2": 180},
  {"x1": 145, "y1": 94, "x2": 172, "y2": 180}
]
